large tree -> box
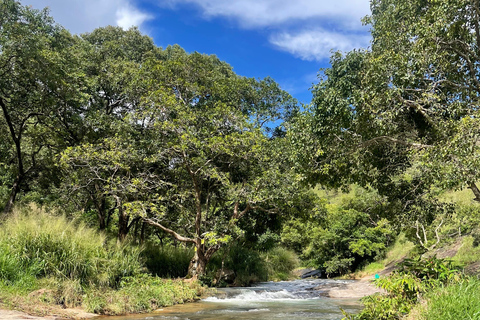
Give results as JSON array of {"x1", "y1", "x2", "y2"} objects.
[
  {"x1": 306, "y1": 0, "x2": 480, "y2": 204},
  {"x1": 60, "y1": 44, "x2": 305, "y2": 271},
  {"x1": 0, "y1": 0, "x2": 84, "y2": 214}
]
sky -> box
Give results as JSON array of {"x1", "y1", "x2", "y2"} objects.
[{"x1": 20, "y1": 0, "x2": 372, "y2": 104}]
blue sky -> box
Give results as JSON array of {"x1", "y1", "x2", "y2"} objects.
[{"x1": 21, "y1": 0, "x2": 371, "y2": 104}]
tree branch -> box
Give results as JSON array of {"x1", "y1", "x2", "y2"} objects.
[{"x1": 143, "y1": 217, "x2": 196, "y2": 244}]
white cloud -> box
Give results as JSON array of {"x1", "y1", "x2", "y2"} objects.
[
  {"x1": 162, "y1": 0, "x2": 371, "y2": 60},
  {"x1": 163, "y1": 0, "x2": 370, "y2": 29},
  {"x1": 270, "y1": 29, "x2": 370, "y2": 61},
  {"x1": 116, "y1": 5, "x2": 153, "y2": 30},
  {"x1": 20, "y1": 0, "x2": 152, "y2": 34}
]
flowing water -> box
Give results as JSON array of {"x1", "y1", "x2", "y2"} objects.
[{"x1": 105, "y1": 279, "x2": 362, "y2": 320}]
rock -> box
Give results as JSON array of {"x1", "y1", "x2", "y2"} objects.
[
  {"x1": 216, "y1": 269, "x2": 236, "y2": 283},
  {"x1": 295, "y1": 268, "x2": 322, "y2": 279}
]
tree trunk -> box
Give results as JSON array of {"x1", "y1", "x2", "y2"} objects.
[
  {"x1": 117, "y1": 201, "x2": 129, "y2": 241},
  {"x1": 186, "y1": 243, "x2": 221, "y2": 278},
  {"x1": 187, "y1": 246, "x2": 208, "y2": 278},
  {"x1": 140, "y1": 221, "x2": 146, "y2": 244},
  {"x1": 469, "y1": 182, "x2": 480, "y2": 202},
  {"x1": 3, "y1": 174, "x2": 22, "y2": 214}
]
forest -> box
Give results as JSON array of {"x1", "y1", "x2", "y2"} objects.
[{"x1": 1, "y1": 0, "x2": 480, "y2": 319}]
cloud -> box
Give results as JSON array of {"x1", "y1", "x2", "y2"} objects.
[
  {"x1": 163, "y1": 0, "x2": 370, "y2": 29},
  {"x1": 162, "y1": 0, "x2": 371, "y2": 60},
  {"x1": 116, "y1": 5, "x2": 153, "y2": 30},
  {"x1": 20, "y1": 0, "x2": 152, "y2": 34},
  {"x1": 270, "y1": 29, "x2": 370, "y2": 61}
]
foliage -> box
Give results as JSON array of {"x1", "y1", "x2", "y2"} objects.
[
  {"x1": 142, "y1": 244, "x2": 194, "y2": 278},
  {"x1": 261, "y1": 247, "x2": 300, "y2": 281},
  {"x1": 0, "y1": 205, "x2": 143, "y2": 286},
  {"x1": 0, "y1": 0, "x2": 86, "y2": 213},
  {"x1": 356, "y1": 233, "x2": 415, "y2": 278},
  {"x1": 282, "y1": 186, "x2": 394, "y2": 276},
  {"x1": 348, "y1": 257, "x2": 462, "y2": 320},
  {"x1": 219, "y1": 243, "x2": 269, "y2": 286},
  {"x1": 412, "y1": 278, "x2": 480, "y2": 320}
]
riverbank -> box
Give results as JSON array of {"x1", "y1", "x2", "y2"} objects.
[
  {"x1": 0, "y1": 308, "x2": 97, "y2": 320},
  {"x1": 0, "y1": 276, "x2": 383, "y2": 320}
]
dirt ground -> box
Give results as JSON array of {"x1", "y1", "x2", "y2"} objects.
[{"x1": 0, "y1": 308, "x2": 98, "y2": 320}]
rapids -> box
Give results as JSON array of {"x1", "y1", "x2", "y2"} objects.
[{"x1": 104, "y1": 279, "x2": 362, "y2": 320}]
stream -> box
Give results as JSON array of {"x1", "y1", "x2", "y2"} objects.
[{"x1": 106, "y1": 279, "x2": 363, "y2": 320}]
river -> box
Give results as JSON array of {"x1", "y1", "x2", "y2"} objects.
[{"x1": 105, "y1": 279, "x2": 363, "y2": 320}]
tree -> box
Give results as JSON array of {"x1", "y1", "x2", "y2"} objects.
[
  {"x1": 59, "y1": 41, "x2": 304, "y2": 270},
  {"x1": 136, "y1": 100, "x2": 305, "y2": 277},
  {"x1": 307, "y1": 0, "x2": 480, "y2": 203},
  {"x1": 0, "y1": 0, "x2": 84, "y2": 214}
]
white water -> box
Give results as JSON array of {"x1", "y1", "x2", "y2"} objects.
[{"x1": 106, "y1": 279, "x2": 362, "y2": 320}]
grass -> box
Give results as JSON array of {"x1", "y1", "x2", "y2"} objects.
[
  {"x1": 262, "y1": 247, "x2": 300, "y2": 281},
  {"x1": 409, "y1": 278, "x2": 480, "y2": 320},
  {"x1": 0, "y1": 205, "x2": 205, "y2": 316},
  {"x1": 452, "y1": 236, "x2": 480, "y2": 266},
  {"x1": 437, "y1": 188, "x2": 477, "y2": 206},
  {"x1": 82, "y1": 275, "x2": 205, "y2": 315},
  {"x1": 142, "y1": 244, "x2": 193, "y2": 278},
  {"x1": 0, "y1": 204, "x2": 143, "y2": 287}
]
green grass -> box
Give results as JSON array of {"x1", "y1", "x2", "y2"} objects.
[
  {"x1": 0, "y1": 205, "x2": 204, "y2": 316},
  {"x1": 411, "y1": 278, "x2": 480, "y2": 320},
  {"x1": 437, "y1": 188, "x2": 477, "y2": 206},
  {"x1": 0, "y1": 204, "x2": 143, "y2": 287},
  {"x1": 452, "y1": 236, "x2": 480, "y2": 266},
  {"x1": 82, "y1": 275, "x2": 205, "y2": 315},
  {"x1": 142, "y1": 244, "x2": 194, "y2": 278},
  {"x1": 262, "y1": 247, "x2": 300, "y2": 281}
]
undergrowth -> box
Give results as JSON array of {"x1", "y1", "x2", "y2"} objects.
[{"x1": 0, "y1": 205, "x2": 204, "y2": 315}]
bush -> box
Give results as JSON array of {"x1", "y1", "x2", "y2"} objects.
[
  {"x1": 0, "y1": 205, "x2": 143, "y2": 287},
  {"x1": 346, "y1": 257, "x2": 463, "y2": 320},
  {"x1": 282, "y1": 206, "x2": 394, "y2": 276},
  {"x1": 262, "y1": 247, "x2": 299, "y2": 281},
  {"x1": 142, "y1": 244, "x2": 193, "y2": 278}
]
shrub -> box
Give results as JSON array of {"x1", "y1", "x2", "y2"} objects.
[
  {"x1": 346, "y1": 257, "x2": 463, "y2": 320},
  {"x1": 0, "y1": 205, "x2": 143, "y2": 287},
  {"x1": 262, "y1": 247, "x2": 300, "y2": 281},
  {"x1": 142, "y1": 244, "x2": 193, "y2": 278}
]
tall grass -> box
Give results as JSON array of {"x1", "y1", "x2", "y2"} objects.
[
  {"x1": 262, "y1": 247, "x2": 299, "y2": 281},
  {"x1": 142, "y1": 244, "x2": 193, "y2": 278},
  {"x1": 412, "y1": 278, "x2": 480, "y2": 320},
  {"x1": 0, "y1": 205, "x2": 143, "y2": 287},
  {"x1": 0, "y1": 205, "x2": 204, "y2": 315}
]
